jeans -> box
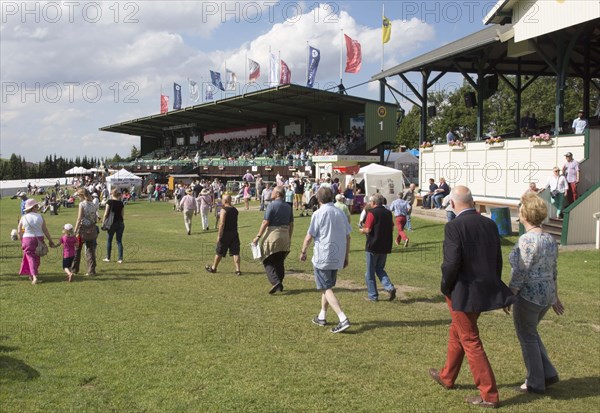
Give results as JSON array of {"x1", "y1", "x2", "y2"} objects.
[
  {"x1": 106, "y1": 221, "x2": 124, "y2": 261},
  {"x1": 433, "y1": 194, "x2": 444, "y2": 208},
  {"x1": 365, "y1": 252, "x2": 394, "y2": 300},
  {"x1": 446, "y1": 211, "x2": 456, "y2": 222},
  {"x1": 513, "y1": 295, "x2": 557, "y2": 392},
  {"x1": 550, "y1": 193, "x2": 564, "y2": 218}
]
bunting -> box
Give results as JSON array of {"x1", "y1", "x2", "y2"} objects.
[
  {"x1": 248, "y1": 58, "x2": 260, "y2": 83},
  {"x1": 344, "y1": 34, "x2": 362, "y2": 74}
]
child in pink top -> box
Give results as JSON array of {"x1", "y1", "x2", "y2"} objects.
[{"x1": 60, "y1": 223, "x2": 77, "y2": 282}]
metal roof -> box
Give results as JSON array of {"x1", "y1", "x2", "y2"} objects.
[
  {"x1": 100, "y1": 84, "x2": 379, "y2": 138},
  {"x1": 371, "y1": 21, "x2": 600, "y2": 80}
]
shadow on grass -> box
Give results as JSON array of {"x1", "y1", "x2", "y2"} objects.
[
  {"x1": 346, "y1": 318, "x2": 449, "y2": 334},
  {"x1": 501, "y1": 376, "x2": 600, "y2": 407},
  {"x1": 0, "y1": 345, "x2": 40, "y2": 382},
  {"x1": 400, "y1": 294, "x2": 446, "y2": 304}
]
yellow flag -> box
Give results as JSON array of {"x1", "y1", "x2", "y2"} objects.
[{"x1": 382, "y1": 16, "x2": 391, "y2": 44}]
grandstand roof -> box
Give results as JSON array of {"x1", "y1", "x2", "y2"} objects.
[
  {"x1": 371, "y1": 21, "x2": 600, "y2": 80},
  {"x1": 100, "y1": 84, "x2": 377, "y2": 138}
]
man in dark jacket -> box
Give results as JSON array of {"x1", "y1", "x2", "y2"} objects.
[
  {"x1": 359, "y1": 193, "x2": 396, "y2": 301},
  {"x1": 429, "y1": 185, "x2": 514, "y2": 409}
]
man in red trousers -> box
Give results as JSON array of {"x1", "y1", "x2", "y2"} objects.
[{"x1": 429, "y1": 185, "x2": 514, "y2": 408}]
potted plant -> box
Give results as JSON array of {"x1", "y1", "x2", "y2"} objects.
[
  {"x1": 529, "y1": 133, "x2": 553, "y2": 146},
  {"x1": 448, "y1": 139, "x2": 465, "y2": 150},
  {"x1": 485, "y1": 136, "x2": 505, "y2": 148},
  {"x1": 420, "y1": 142, "x2": 433, "y2": 151}
]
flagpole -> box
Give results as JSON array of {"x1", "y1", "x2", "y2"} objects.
[
  {"x1": 245, "y1": 52, "x2": 248, "y2": 88},
  {"x1": 186, "y1": 77, "x2": 189, "y2": 107},
  {"x1": 381, "y1": 4, "x2": 385, "y2": 72},
  {"x1": 306, "y1": 41, "x2": 309, "y2": 86},
  {"x1": 339, "y1": 29, "x2": 343, "y2": 87}
]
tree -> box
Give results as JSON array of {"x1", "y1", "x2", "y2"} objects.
[
  {"x1": 396, "y1": 106, "x2": 421, "y2": 148},
  {"x1": 130, "y1": 145, "x2": 140, "y2": 159}
]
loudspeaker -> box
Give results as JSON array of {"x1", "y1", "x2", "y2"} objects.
[
  {"x1": 427, "y1": 106, "x2": 437, "y2": 117},
  {"x1": 482, "y1": 74, "x2": 498, "y2": 100},
  {"x1": 464, "y1": 92, "x2": 477, "y2": 108}
]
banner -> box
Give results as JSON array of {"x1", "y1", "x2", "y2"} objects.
[
  {"x1": 248, "y1": 58, "x2": 260, "y2": 82},
  {"x1": 189, "y1": 79, "x2": 199, "y2": 103},
  {"x1": 210, "y1": 70, "x2": 225, "y2": 91},
  {"x1": 307, "y1": 46, "x2": 320, "y2": 88},
  {"x1": 226, "y1": 69, "x2": 237, "y2": 91},
  {"x1": 280, "y1": 59, "x2": 291, "y2": 85},
  {"x1": 382, "y1": 16, "x2": 391, "y2": 44},
  {"x1": 160, "y1": 95, "x2": 169, "y2": 114},
  {"x1": 173, "y1": 83, "x2": 182, "y2": 109},
  {"x1": 205, "y1": 84, "x2": 214, "y2": 100},
  {"x1": 269, "y1": 53, "x2": 279, "y2": 87},
  {"x1": 344, "y1": 34, "x2": 362, "y2": 74}
]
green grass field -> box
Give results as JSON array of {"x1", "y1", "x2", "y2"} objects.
[{"x1": 1, "y1": 196, "x2": 598, "y2": 412}]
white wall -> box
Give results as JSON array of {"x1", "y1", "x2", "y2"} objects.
[{"x1": 419, "y1": 135, "x2": 586, "y2": 199}]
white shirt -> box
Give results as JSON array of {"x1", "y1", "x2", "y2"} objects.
[
  {"x1": 572, "y1": 117, "x2": 588, "y2": 134},
  {"x1": 307, "y1": 203, "x2": 352, "y2": 270},
  {"x1": 545, "y1": 174, "x2": 568, "y2": 193},
  {"x1": 20, "y1": 212, "x2": 44, "y2": 238}
]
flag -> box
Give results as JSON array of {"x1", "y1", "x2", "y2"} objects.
[
  {"x1": 269, "y1": 53, "x2": 279, "y2": 87},
  {"x1": 193, "y1": 151, "x2": 200, "y2": 164},
  {"x1": 248, "y1": 58, "x2": 260, "y2": 82},
  {"x1": 382, "y1": 16, "x2": 391, "y2": 44},
  {"x1": 226, "y1": 69, "x2": 237, "y2": 91},
  {"x1": 307, "y1": 46, "x2": 320, "y2": 88},
  {"x1": 173, "y1": 83, "x2": 182, "y2": 109},
  {"x1": 205, "y1": 84, "x2": 214, "y2": 100},
  {"x1": 280, "y1": 59, "x2": 291, "y2": 84},
  {"x1": 189, "y1": 79, "x2": 199, "y2": 103},
  {"x1": 160, "y1": 95, "x2": 169, "y2": 114},
  {"x1": 344, "y1": 34, "x2": 362, "y2": 74},
  {"x1": 210, "y1": 70, "x2": 225, "y2": 91}
]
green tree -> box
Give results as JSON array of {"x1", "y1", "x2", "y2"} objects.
[
  {"x1": 396, "y1": 106, "x2": 421, "y2": 148},
  {"x1": 130, "y1": 145, "x2": 140, "y2": 159}
]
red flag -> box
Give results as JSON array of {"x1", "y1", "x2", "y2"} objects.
[
  {"x1": 160, "y1": 95, "x2": 169, "y2": 114},
  {"x1": 280, "y1": 59, "x2": 291, "y2": 85},
  {"x1": 248, "y1": 58, "x2": 260, "y2": 83},
  {"x1": 344, "y1": 34, "x2": 361, "y2": 74}
]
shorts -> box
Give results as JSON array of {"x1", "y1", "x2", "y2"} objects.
[
  {"x1": 314, "y1": 268, "x2": 338, "y2": 290},
  {"x1": 63, "y1": 256, "x2": 75, "y2": 270},
  {"x1": 216, "y1": 232, "x2": 240, "y2": 257}
]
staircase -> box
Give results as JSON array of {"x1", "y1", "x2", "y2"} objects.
[{"x1": 542, "y1": 217, "x2": 563, "y2": 244}]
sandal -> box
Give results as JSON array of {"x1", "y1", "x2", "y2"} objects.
[
  {"x1": 205, "y1": 265, "x2": 216, "y2": 273},
  {"x1": 235, "y1": 271, "x2": 242, "y2": 276}
]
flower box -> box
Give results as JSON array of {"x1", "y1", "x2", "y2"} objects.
[
  {"x1": 421, "y1": 146, "x2": 433, "y2": 152},
  {"x1": 450, "y1": 145, "x2": 465, "y2": 151},
  {"x1": 531, "y1": 139, "x2": 553, "y2": 147},
  {"x1": 487, "y1": 141, "x2": 505, "y2": 149}
]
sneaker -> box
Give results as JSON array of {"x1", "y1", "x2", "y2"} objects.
[
  {"x1": 330, "y1": 319, "x2": 351, "y2": 333},
  {"x1": 312, "y1": 317, "x2": 327, "y2": 327},
  {"x1": 103, "y1": 258, "x2": 110, "y2": 262},
  {"x1": 117, "y1": 260, "x2": 123, "y2": 264},
  {"x1": 404, "y1": 239, "x2": 409, "y2": 248},
  {"x1": 387, "y1": 288, "x2": 397, "y2": 301}
]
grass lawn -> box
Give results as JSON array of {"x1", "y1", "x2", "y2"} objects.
[{"x1": 1, "y1": 195, "x2": 598, "y2": 412}]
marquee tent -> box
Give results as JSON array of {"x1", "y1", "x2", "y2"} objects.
[
  {"x1": 354, "y1": 163, "x2": 404, "y2": 207},
  {"x1": 105, "y1": 169, "x2": 142, "y2": 193},
  {"x1": 65, "y1": 166, "x2": 89, "y2": 175}
]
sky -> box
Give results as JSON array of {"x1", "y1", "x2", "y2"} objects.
[{"x1": 0, "y1": 1, "x2": 501, "y2": 162}]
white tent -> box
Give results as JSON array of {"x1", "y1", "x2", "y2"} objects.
[
  {"x1": 105, "y1": 169, "x2": 142, "y2": 193},
  {"x1": 65, "y1": 166, "x2": 89, "y2": 175},
  {"x1": 384, "y1": 152, "x2": 419, "y2": 184},
  {"x1": 354, "y1": 163, "x2": 405, "y2": 207}
]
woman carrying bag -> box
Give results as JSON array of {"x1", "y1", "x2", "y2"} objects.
[
  {"x1": 102, "y1": 188, "x2": 125, "y2": 263},
  {"x1": 17, "y1": 198, "x2": 56, "y2": 284},
  {"x1": 73, "y1": 188, "x2": 99, "y2": 276}
]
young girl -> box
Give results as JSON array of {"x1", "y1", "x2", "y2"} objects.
[{"x1": 60, "y1": 223, "x2": 77, "y2": 282}]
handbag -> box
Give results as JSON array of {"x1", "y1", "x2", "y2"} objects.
[
  {"x1": 79, "y1": 223, "x2": 98, "y2": 241},
  {"x1": 250, "y1": 242, "x2": 262, "y2": 260},
  {"x1": 550, "y1": 189, "x2": 560, "y2": 198},
  {"x1": 35, "y1": 240, "x2": 48, "y2": 257},
  {"x1": 101, "y1": 211, "x2": 114, "y2": 231}
]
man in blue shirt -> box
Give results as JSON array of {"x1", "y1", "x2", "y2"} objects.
[
  {"x1": 301, "y1": 187, "x2": 352, "y2": 333},
  {"x1": 389, "y1": 191, "x2": 411, "y2": 248}
]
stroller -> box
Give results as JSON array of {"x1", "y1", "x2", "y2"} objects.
[{"x1": 299, "y1": 194, "x2": 319, "y2": 217}]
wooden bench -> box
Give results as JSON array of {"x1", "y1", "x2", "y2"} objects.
[{"x1": 472, "y1": 197, "x2": 520, "y2": 214}]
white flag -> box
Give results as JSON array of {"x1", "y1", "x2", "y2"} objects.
[
  {"x1": 189, "y1": 79, "x2": 199, "y2": 102},
  {"x1": 226, "y1": 69, "x2": 237, "y2": 91},
  {"x1": 269, "y1": 54, "x2": 279, "y2": 87}
]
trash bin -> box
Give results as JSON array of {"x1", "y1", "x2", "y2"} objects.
[{"x1": 491, "y1": 207, "x2": 511, "y2": 237}]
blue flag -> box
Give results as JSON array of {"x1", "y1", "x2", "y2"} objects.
[
  {"x1": 173, "y1": 83, "x2": 182, "y2": 109},
  {"x1": 210, "y1": 70, "x2": 225, "y2": 91},
  {"x1": 307, "y1": 46, "x2": 320, "y2": 88}
]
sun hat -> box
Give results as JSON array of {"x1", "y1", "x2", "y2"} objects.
[
  {"x1": 24, "y1": 198, "x2": 38, "y2": 212},
  {"x1": 335, "y1": 194, "x2": 345, "y2": 202},
  {"x1": 185, "y1": 188, "x2": 192, "y2": 194},
  {"x1": 200, "y1": 188, "x2": 210, "y2": 195},
  {"x1": 64, "y1": 223, "x2": 74, "y2": 231}
]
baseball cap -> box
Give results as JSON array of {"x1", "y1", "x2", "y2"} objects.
[
  {"x1": 64, "y1": 223, "x2": 74, "y2": 231},
  {"x1": 564, "y1": 152, "x2": 573, "y2": 157}
]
